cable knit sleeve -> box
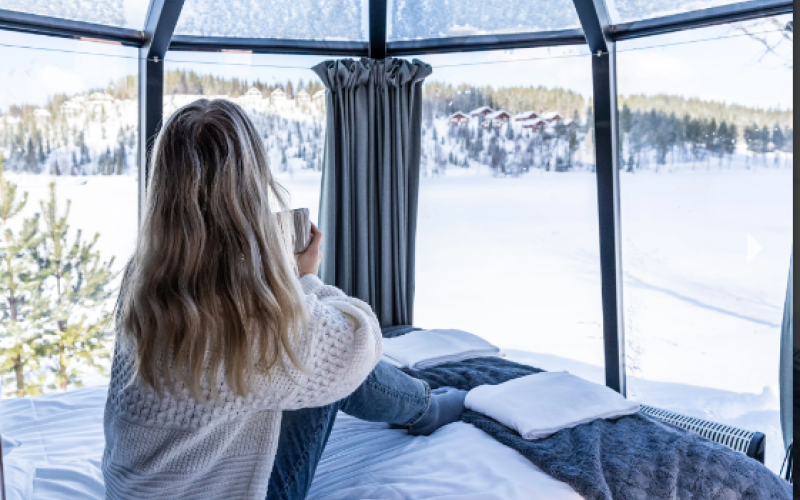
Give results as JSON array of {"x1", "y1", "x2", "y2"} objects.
[{"x1": 254, "y1": 274, "x2": 383, "y2": 411}]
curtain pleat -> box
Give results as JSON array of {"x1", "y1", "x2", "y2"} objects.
[{"x1": 312, "y1": 58, "x2": 432, "y2": 327}]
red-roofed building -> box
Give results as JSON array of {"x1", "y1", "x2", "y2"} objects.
[
  {"x1": 541, "y1": 112, "x2": 563, "y2": 122},
  {"x1": 481, "y1": 110, "x2": 512, "y2": 129},
  {"x1": 449, "y1": 111, "x2": 470, "y2": 126},
  {"x1": 521, "y1": 118, "x2": 547, "y2": 131},
  {"x1": 469, "y1": 106, "x2": 494, "y2": 119},
  {"x1": 514, "y1": 111, "x2": 539, "y2": 122}
]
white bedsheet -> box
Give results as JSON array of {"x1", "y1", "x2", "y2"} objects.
[
  {"x1": 0, "y1": 386, "x2": 106, "y2": 500},
  {"x1": 309, "y1": 415, "x2": 581, "y2": 500},
  {"x1": 1, "y1": 372, "x2": 582, "y2": 500}
]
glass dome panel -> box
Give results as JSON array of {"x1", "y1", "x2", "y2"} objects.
[
  {"x1": 616, "y1": 17, "x2": 793, "y2": 472},
  {"x1": 0, "y1": 0, "x2": 151, "y2": 30},
  {"x1": 407, "y1": 46, "x2": 605, "y2": 380},
  {"x1": 174, "y1": 0, "x2": 368, "y2": 41},
  {"x1": 606, "y1": 0, "x2": 778, "y2": 24},
  {"x1": 388, "y1": 0, "x2": 582, "y2": 41}
]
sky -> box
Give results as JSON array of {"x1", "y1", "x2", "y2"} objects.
[{"x1": 0, "y1": 14, "x2": 793, "y2": 112}]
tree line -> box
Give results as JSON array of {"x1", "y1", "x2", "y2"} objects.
[
  {"x1": 164, "y1": 69, "x2": 325, "y2": 99},
  {"x1": 620, "y1": 105, "x2": 793, "y2": 170}
]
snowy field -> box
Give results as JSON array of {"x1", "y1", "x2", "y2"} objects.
[
  {"x1": 5, "y1": 160, "x2": 793, "y2": 471},
  {"x1": 414, "y1": 162, "x2": 792, "y2": 472}
]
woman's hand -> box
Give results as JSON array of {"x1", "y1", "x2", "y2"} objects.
[{"x1": 296, "y1": 223, "x2": 323, "y2": 277}]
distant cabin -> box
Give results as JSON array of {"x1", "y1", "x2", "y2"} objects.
[
  {"x1": 481, "y1": 110, "x2": 512, "y2": 129},
  {"x1": 541, "y1": 112, "x2": 563, "y2": 122},
  {"x1": 243, "y1": 87, "x2": 264, "y2": 99},
  {"x1": 469, "y1": 106, "x2": 493, "y2": 119},
  {"x1": 239, "y1": 87, "x2": 264, "y2": 109},
  {"x1": 486, "y1": 110, "x2": 511, "y2": 122},
  {"x1": 271, "y1": 88, "x2": 287, "y2": 104},
  {"x1": 563, "y1": 119, "x2": 577, "y2": 129},
  {"x1": 296, "y1": 90, "x2": 311, "y2": 103},
  {"x1": 89, "y1": 92, "x2": 114, "y2": 102},
  {"x1": 34, "y1": 108, "x2": 51, "y2": 122},
  {"x1": 514, "y1": 111, "x2": 539, "y2": 122},
  {"x1": 521, "y1": 118, "x2": 547, "y2": 131},
  {"x1": 448, "y1": 112, "x2": 470, "y2": 126},
  {"x1": 60, "y1": 99, "x2": 84, "y2": 116},
  {"x1": 87, "y1": 92, "x2": 115, "y2": 112}
]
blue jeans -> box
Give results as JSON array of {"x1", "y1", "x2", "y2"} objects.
[{"x1": 266, "y1": 361, "x2": 431, "y2": 500}]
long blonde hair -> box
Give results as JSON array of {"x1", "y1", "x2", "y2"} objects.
[{"x1": 119, "y1": 99, "x2": 306, "y2": 399}]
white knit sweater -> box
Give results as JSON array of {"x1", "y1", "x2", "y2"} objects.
[{"x1": 102, "y1": 275, "x2": 383, "y2": 500}]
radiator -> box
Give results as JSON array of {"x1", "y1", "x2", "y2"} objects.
[{"x1": 640, "y1": 404, "x2": 766, "y2": 463}]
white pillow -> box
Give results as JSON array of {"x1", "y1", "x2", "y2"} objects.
[
  {"x1": 2, "y1": 434, "x2": 21, "y2": 457},
  {"x1": 466, "y1": 372, "x2": 640, "y2": 440},
  {"x1": 383, "y1": 329, "x2": 500, "y2": 369},
  {"x1": 2, "y1": 456, "x2": 35, "y2": 500}
]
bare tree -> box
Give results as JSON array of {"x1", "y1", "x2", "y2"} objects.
[{"x1": 734, "y1": 17, "x2": 793, "y2": 69}]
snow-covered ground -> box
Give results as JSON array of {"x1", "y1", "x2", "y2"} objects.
[
  {"x1": 414, "y1": 161, "x2": 792, "y2": 472},
  {"x1": 5, "y1": 158, "x2": 793, "y2": 471}
]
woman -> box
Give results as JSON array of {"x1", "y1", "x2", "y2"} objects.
[{"x1": 102, "y1": 99, "x2": 466, "y2": 500}]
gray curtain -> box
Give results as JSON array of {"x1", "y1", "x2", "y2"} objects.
[
  {"x1": 312, "y1": 58, "x2": 432, "y2": 327},
  {"x1": 780, "y1": 252, "x2": 793, "y2": 450}
]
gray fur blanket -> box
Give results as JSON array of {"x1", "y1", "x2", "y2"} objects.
[{"x1": 401, "y1": 357, "x2": 792, "y2": 500}]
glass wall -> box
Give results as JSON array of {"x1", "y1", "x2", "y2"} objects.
[
  {"x1": 616, "y1": 16, "x2": 794, "y2": 471},
  {"x1": 388, "y1": 0, "x2": 581, "y2": 41},
  {"x1": 0, "y1": 0, "x2": 151, "y2": 29},
  {"x1": 0, "y1": 31, "x2": 138, "y2": 397},
  {"x1": 410, "y1": 46, "x2": 605, "y2": 383},
  {"x1": 163, "y1": 52, "x2": 329, "y2": 230},
  {"x1": 176, "y1": 0, "x2": 368, "y2": 40},
  {"x1": 606, "y1": 0, "x2": 779, "y2": 24}
]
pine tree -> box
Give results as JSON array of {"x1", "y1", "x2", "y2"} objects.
[
  {"x1": 760, "y1": 125, "x2": 771, "y2": 155},
  {"x1": 37, "y1": 142, "x2": 46, "y2": 166},
  {"x1": 0, "y1": 163, "x2": 46, "y2": 397},
  {"x1": 718, "y1": 122, "x2": 730, "y2": 165},
  {"x1": 744, "y1": 124, "x2": 758, "y2": 166},
  {"x1": 26, "y1": 138, "x2": 37, "y2": 173},
  {"x1": 772, "y1": 124, "x2": 785, "y2": 152},
  {"x1": 724, "y1": 124, "x2": 738, "y2": 164},
  {"x1": 705, "y1": 119, "x2": 718, "y2": 167},
  {"x1": 784, "y1": 127, "x2": 794, "y2": 153},
  {"x1": 35, "y1": 183, "x2": 116, "y2": 392},
  {"x1": 115, "y1": 143, "x2": 126, "y2": 175}
]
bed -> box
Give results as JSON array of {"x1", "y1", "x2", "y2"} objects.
[
  {"x1": 0, "y1": 362, "x2": 583, "y2": 500},
  {"x1": 1, "y1": 330, "x2": 790, "y2": 500}
]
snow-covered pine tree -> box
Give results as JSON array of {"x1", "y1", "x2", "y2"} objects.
[
  {"x1": 35, "y1": 183, "x2": 116, "y2": 392},
  {"x1": 37, "y1": 141, "x2": 46, "y2": 166},
  {"x1": 115, "y1": 143, "x2": 126, "y2": 175},
  {"x1": 0, "y1": 163, "x2": 46, "y2": 397},
  {"x1": 71, "y1": 151, "x2": 79, "y2": 175},
  {"x1": 760, "y1": 126, "x2": 771, "y2": 156},
  {"x1": 26, "y1": 138, "x2": 37, "y2": 173}
]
